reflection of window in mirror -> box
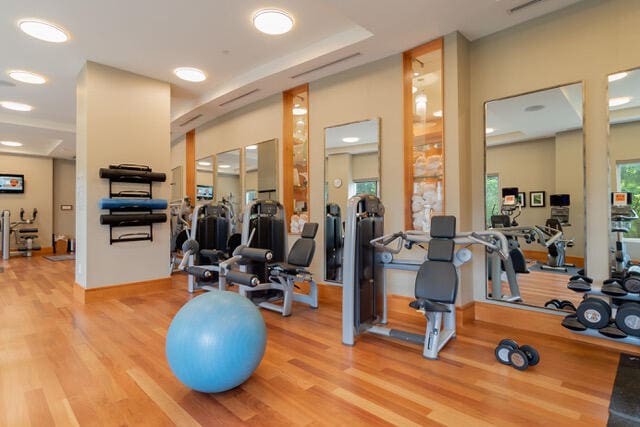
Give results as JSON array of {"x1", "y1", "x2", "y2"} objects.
[
  {"x1": 484, "y1": 82, "x2": 585, "y2": 312},
  {"x1": 609, "y1": 68, "x2": 640, "y2": 262},
  {"x1": 403, "y1": 38, "x2": 444, "y2": 231}
]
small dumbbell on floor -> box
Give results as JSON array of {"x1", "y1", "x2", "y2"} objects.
[{"x1": 494, "y1": 339, "x2": 540, "y2": 371}]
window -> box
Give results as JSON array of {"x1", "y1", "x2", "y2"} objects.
[
  {"x1": 485, "y1": 174, "x2": 499, "y2": 228},
  {"x1": 245, "y1": 190, "x2": 257, "y2": 205},
  {"x1": 617, "y1": 162, "x2": 640, "y2": 238},
  {"x1": 354, "y1": 180, "x2": 378, "y2": 197}
]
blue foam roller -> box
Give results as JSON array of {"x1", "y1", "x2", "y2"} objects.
[{"x1": 98, "y1": 198, "x2": 168, "y2": 210}]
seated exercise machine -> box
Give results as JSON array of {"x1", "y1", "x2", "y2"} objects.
[
  {"x1": 342, "y1": 194, "x2": 517, "y2": 359},
  {"x1": 1, "y1": 208, "x2": 41, "y2": 259},
  {"x1": 169, "y1": 197, "x2": 192, "y2": 274},
  {"x1": 325, "y1": 203, "x2": 343, "y2": 282},
  {"x1": 221, "y1": 199, "x2": 319, "y2": 316},
  {"x1": 541, "y1": 194, "x2": 575, "y2": 272},
  {"x1": 184, "y1": 202, "x2": 242, "y2": 292},
  {"x1": 610, "y1": 192, "x2": 640, "y2": 278}
]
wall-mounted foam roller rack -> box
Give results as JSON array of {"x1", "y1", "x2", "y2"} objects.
[
  {"x1": 99, "y1": 164, "x2": 168, "y2": 244},
  {"x1": 561, "y1": 278, "x2": 640, "y2": 347}
]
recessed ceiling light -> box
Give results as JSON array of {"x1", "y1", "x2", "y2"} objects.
[
  {"x1": 174, "y1": 67, "x2": 206, "y2": 82},
  {"x1": 433, "y1": 110, "x2": 443, "y2": 117},
  {"x1": 342, "y1": 137, "x2": 360, "y2": 143},
  {"x1": 246, "y1": 145, "x2": 257, "y2": 150},
  {"x1": 524, "y1": 104, "x2": 545, "y2": 112},
  {"x1": 19, "y1": 19, "x2": 69, "y2": 43},
  {"x1": 296, "y1": 119, "x2": 305, "y2": 125},
  {"x1": 413, "y1": 72, "x2": 420, "y2": 77},
  {"x1": 609, "y1": 96, "x2": 631, "y2": 107},
  {"x1": 292, "y1": 107, "x2": 307, "y2": 115},
  {"x1": 8, "y1": 70, "x2": 47, "y2": 84},
  {"x1": 253, "y1": 9, "x2": 294, "y2": 35},
  {"x1": 219, "y1": 164, "x2": 231, "y2": 169},
  {"x1": 0, "y1": 141, "x2": 23, "y2": 147},
  {"x1": 486, "y1": 128, "x2": 495, "y2": 134},
  {"x1": 0, "y1": 101, "x2": 33, "y2": 112},
  {"x1": 198, "y1": 161, "x2": 211, "y2": 166},
  {"x1": 609, "y1": 72, "x2": 628, "y2": 82}
]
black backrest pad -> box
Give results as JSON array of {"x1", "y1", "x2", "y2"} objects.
[
  {"x1": 427, "y1": 239, "x2": 455, "y2": 262},
  {"x1": 287, "y1": 223, "x2": 318, "y2": 267},
  {"x1": 430, "y1": 215, "x2": 456, "y2": 238},
  {"x1": 301, "y1": 222, "x2": 318, "y2": 239},
  {"x1": 196, "y1": 216, "x2": 228, "y2": 250},
  {"x1": 415, "y1": 262, "x2": 458, "y2": 303}
]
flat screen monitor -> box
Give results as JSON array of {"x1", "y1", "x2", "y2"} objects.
[
  {"x1": 0, "y1": 174, "x2": 24, "y2": 193},
  {"x1": 196, "y1": 185, "x2": 213, "y2": 200}
]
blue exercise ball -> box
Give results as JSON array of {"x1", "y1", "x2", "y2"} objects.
[{"x1": 166, "y1": 291, "x2": 267, "y2": 393}]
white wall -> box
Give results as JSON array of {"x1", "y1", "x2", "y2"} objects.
[
  {"x1": 76, "y1": 62, "x2": 171, "y2": 289},
  {"x1": 0, "y1": 154, "x2": 53, "y2": 251},
  {"x1": 470, "y1": 0, "x2": 640, "y2": 302}
]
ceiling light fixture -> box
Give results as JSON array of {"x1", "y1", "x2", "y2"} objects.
[
  {"x1": 198, "y1": 161, "x2": 211, "y2": 166},
  {"x1": 0, "y1": 141, "x2": 23, "y2": 147},
  {"x1": 609, "y1": 72, "x2": 628, "y2": 82},
  {"x1": 174, "y1": 67, "x2": 206, "y2": 82},
  {"x1": 219, "y1": 164, "x2": 231, "y2": 169},
  {"x1": 342, "y1": 137, "x2": 360, "y2": 143},
  {"x1": 246, "y1": 145, "x2": 257, "y2": 150},
  {"x1": 253, "y1": 9, "x2": 294, "y2": 35},
  {"x1": 0, "y1": 101, "x2": 33, "y2": 112},
  {"x1": 292, "y1": 107, "x2": 307, "y2": 115},
  {"x1": 413, "y1": 72, "x2": 420, "y2": 77},
  {"x1": 19, "y1": 19, "x2": 69, "y2": 43},
  {"x1": 433, "y1": 110, "x2": 443, "y2": 117},
  {"x1": 486, "y1": 127, "x2": 495, "y2": 134},
  {"x1": 8, "y1": 70, "x2": 47, "y2": 84},
  {"x1": 609, "y1": 96, "x2": 631, "y2": 108}
]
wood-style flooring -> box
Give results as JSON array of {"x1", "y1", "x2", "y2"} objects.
[{"x1": 0, "y1": 256, "x2": 626, "y2": 426}]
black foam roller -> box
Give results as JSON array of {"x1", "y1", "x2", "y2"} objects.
[
  {"x1": 99, "y1": 168, "x2": 166, "y2": 182},
  {"x1": 226, "y1": 270, "x2": 259, "y2": 287},
  {"x1": 238, "y1": 247, "x2": 273, "y2": 261},
  {"x1": 100, "y1": 213, "x2": 167, "y2": 225}
]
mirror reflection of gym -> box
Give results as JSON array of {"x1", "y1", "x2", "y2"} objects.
[
  {"x1": 195, "y1": 155, "x2": 214, "y2": 202},
  {"x1": 609, "y1": 67, "x2": 640, "y2": 282},
  {"x1": 244, "y1": 139, "x2": 278, "y2": 206},
  {"x1": 484, "y1": 83, "x2": 585, "y2": 311},
  {"x1": 215, "y1": 149, "x2": 241, "y2": 233},
  {"x1": 324, "y1": 118, "x2": 380, "y2": 283}
]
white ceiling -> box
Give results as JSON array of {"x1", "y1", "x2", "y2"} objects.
[
  {"x1": 325, "y1": 118, "x2": 379, "y2": 155},
  {"x1": 0, "y1": 0, "x2": 584, "y2": 160},
  {"x1": 486, "y1": 83, "x2": 583, "y2": 146},
  {"x1": 610, "y1": 68, "x2": 640, "y2": 124}
]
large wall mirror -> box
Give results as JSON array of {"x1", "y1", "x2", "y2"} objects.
[
  {"x1": 245, "y1": 139, "x2": 278, "y2": 205},
  {"x1": 608, "y1": 67, "x2": 640, "y2": 276},
  {"x1": 324, "y1": 118, "x2": 380, "y2": 283},
  {"x1": 484, "y1": 82, "x2": 585, "y2": 311},
  {"x1": 195, "y1": 156, "x2": 214, "y2": 201},
  {"x1": 215, "y1": 149, "x2": 241, "y2": 232}
]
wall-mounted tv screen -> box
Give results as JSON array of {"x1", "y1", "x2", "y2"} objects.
[
  {"x1": 196, "y1": 185, "x2": 213, "y2": 200},
  {"x1": 0, "y1": 174, "x2": 24, "y2": 193}
]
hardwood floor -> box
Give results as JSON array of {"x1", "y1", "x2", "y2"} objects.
[{"x1": 0, "y1": 256, "x2": 625, "y2": 426}]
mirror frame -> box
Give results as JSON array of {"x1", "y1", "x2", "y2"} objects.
[
  {"x1": 482, "y1": 80, "x2": 587, "y2": 311},
  {"x1": 323, "y1": 117, "x2": 382, "y2": 283}
]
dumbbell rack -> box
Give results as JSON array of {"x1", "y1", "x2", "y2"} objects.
[{"x1": 562, "y1": 283, "x2": 640, "y2": 346}]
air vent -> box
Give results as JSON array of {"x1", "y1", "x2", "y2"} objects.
[
  {"x1": 290, "y1": 53, "x2": 361, "y2": 79},
  {"x1": 179, "y1": 114, "x2": 203, "y2": 127},
  {"x1": 0, "y1": 80, "x2": 16, "y2": 87},
  {"x1": 509, "y1": 0, "x2": 544, "y2": 13},
  {"x1": 218, "y1": 89, "x2": 260, "y2": 107}
]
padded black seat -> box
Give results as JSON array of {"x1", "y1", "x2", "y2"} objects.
[
  {"x1": 410, "y1": 216, "x2": 458, "y2": 312},
  {"x1": 269, "y1": 223, "x2": 318, "y2": 275}
]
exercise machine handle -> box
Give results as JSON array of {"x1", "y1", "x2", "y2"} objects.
[
  {"x1": 225, "y1": 270, "x2": 259, "y2": 287},
  {"x1": 183, "y1": 266, "x2": 214, "y2": 282},
  {"x1": 369, "y1": 232, "x2": 405, "y2": 254}
]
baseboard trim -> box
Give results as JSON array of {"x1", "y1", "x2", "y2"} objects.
[
  {"x1": 474, "y1": 301, "x2": 640, "y2": 353},
  {"x1": 74, "y1": 277, "x2": 172, "y2": 303},
  {"x1": 456, "y1": 301, "x2": 476, "y2": 326}
]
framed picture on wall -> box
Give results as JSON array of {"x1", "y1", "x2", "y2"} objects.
[
  {"x1": 517, "y1": 192, "x2": 526, "y2": 207},
  {"x1": 530, "y1": 191, "x2": 546, "y2": 207}
]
